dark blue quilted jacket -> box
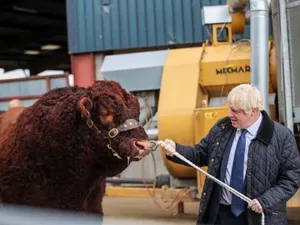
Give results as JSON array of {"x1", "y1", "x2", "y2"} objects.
[{"x1": 168, "y1": 111, "x2": 300, "y2": 225}]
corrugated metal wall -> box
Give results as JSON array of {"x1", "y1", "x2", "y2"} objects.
[{"x1": 66, "y1": 0, "x2": 247, "y2": 54}]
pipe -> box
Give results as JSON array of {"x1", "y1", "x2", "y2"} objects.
[
  {"x1": 106, "y1": 177, "x2": 154, "y2": 184},
  {"x1": 245, "y1": 0, "x2": 272, "y2": 24},
  {"x1": 106, "y1": 175, "x2": 171, "y2": 188},
  {"x1": 250, "y1": 0, "x2": 270, "y2": 114},
  {"x1": 232, "y1": 0, "x2": 271, "y2": 12},
  {"x1": 278, "y1": 0, "x2": 294, "y2": 131}
]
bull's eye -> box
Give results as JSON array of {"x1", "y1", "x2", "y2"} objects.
[{"x1": 101, "y1": 112, "x2": 109, "y2": 117}]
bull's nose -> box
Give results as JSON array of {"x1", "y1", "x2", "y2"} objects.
[
  {"x1": 134, "y1": 140, "x2": 151, "y2": 151},
  {"x1": 131, "y1": 141, "x2": 152, "y2": 161}
]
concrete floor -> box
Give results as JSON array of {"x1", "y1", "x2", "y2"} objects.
[
  {"x1": 102, "y1": 196, "x2": 197, "y2": 225},
  {"x1": 102, "y1": 197, "x2": 300, "y2": 225}
]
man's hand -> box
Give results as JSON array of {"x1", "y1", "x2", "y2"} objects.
[
  {"x1": 248, "y1": 199, "x2": 263, "y2": 214},
  {"x1": 160, "y1": 139, "x2": 176, "y2": 157}
]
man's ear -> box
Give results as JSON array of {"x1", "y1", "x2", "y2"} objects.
[
  {"x1": 77, "y1": 97, "x2": 93, "y2": 118},
  {"x1": 250, "y1": 108, "x2": 256, "y2": 117}
]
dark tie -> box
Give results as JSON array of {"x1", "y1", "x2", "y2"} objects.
[{"x1": 231, "y1": 129, "x2": 247, "y2": 216}]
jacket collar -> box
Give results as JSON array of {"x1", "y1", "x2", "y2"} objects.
[
  {"x1": 218, "y1": 110, "x2": 274, "y2": 146},
  {"x1": 255, "y1": 110, "x2": 274, "y2": 145}
]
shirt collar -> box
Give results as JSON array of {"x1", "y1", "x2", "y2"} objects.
[{"x1": 245, "y1": 112, "x2": 262, "y2": 136}]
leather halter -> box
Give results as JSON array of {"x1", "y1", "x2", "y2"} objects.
[
  {"x1": 106, "y1": 119, "x2": 141, "y2": 138},
  {"x1": 85, "y1": 117, "x2": 141, "y2": 139},
  {"x1": 81, "y1": 111, "x2": 141, "y2": 159}
]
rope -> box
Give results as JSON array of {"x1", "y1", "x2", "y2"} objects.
[
  {"x1": 141, "y1": 151, "x2": 193, "y2": 212},
  {"x1": 156, "y1": 141, "x2": 265, "y2": 225}
]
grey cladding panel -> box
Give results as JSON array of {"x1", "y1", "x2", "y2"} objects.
[
  {"x1": 101, "y1": 50, "x2": 168, "y2": 91},
  {"x1": 104, "y1": 67, "x2": 163, "y2": 92},
  {"x1": 0, "y1": 99, "x2": 38, "y2": 111},
  {"x1": 50, "y1": 78, "x2": 68, "y2": 89},
  {"x1": 0, "y1": 80, "x2": 46, "y2": 97}
]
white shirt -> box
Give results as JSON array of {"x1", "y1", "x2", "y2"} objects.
[{"x1": 220, "y1": 113, "x2": 262, "y2": 205}]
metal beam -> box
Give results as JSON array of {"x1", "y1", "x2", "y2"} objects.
[
  {"x1": 0, "y1": 22, "x2": 65, "y2": 33},
  {"x1": 0, "y1": 51, "x2": 70, "y2": 73},
  {"x1": 0, "y1": 35, "x2": 67, "y2": 52},
  {"x1": 279, "y1": 0, "x2": 294, "y2": 131},
  {"x1": 8, "y1": 0, "x2": 66, "y2": 20},
  {"x1": 0, "y1": 59, "x2": 28, "y2": 67},
  {"x1": 1, "y1": 8, "x2": 65, "y2": 23},
  {"x1": 0, "y1": 55, "x2": 36, "y2": 61}
]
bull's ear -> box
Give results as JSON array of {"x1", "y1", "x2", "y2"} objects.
[{"x1": 77, "y1": 97, "x2": 93, "y2": 118}]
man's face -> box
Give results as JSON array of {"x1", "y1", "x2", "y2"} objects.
[{"x1": 228, "y1": 107, "x2": 253, "y2": 129}]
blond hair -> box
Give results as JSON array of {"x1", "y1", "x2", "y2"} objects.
[
  {"x1": 227, "y1": 84, "x2": 264, "y2": 113},
  {"x1": 8, "y1": 99, "x2": 22, "y2": 109}
]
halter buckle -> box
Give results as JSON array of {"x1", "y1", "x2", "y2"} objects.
[
  {"x1": 108, "y1": 128, "x2": 119, "y2": 138},
  {"x1": 86, "y1": 119, "x2": 94, "y2": 128}
]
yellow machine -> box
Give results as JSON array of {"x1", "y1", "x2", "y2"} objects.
[
  {"x1": 106, "y1": 0, "x2": 300, "y2": 211},
  {"x1": 158, "y1": 18, "x2": 276, "y2": 184}
]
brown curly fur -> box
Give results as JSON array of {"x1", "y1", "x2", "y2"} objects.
[{"x1": 0, "y1": 80, "x2": 148, "y2": 215}]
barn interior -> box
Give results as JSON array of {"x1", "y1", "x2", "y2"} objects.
[
  {"x1": 1, "y1": 0, "x2": 300, "y2": 225},
  {"x1": 0, "y1": 0, "x2": 70, "y2": 75}
]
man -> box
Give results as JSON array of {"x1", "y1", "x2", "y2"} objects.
[
  {"x1": 161, "y1": 84, "x2": 300, "y2": 225},
  {"x1": 0, "y1": 99, "x2": 22, "y2": 115},
  {"x1": 8, "y1": 99, "x2": 23, "y2": 109},
  {"x1": 0, "y1": 99, "x2": 24, "y2": 135}
]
